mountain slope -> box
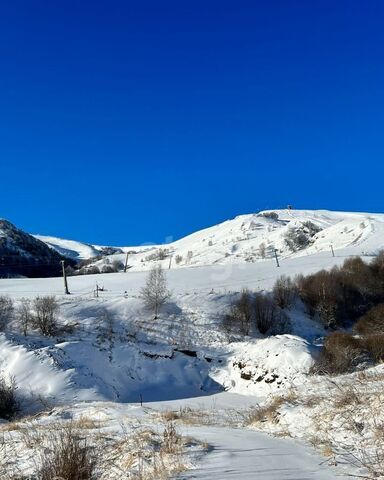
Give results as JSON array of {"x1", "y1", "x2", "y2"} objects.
[
  {"x1": 34, "y1": 234, "x2": 102, "y2": 260},
  {"x1": 28, "y1": 209, "x2": 384, "y2": 272},
  {"x1": 0, "y1": 220, "x2": 67, "y2": 277},
  {"x1": 85, "y1": 209, "x2": 384, "y2": 272}
]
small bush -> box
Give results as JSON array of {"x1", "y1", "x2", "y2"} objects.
[
  {"x1": 342, "y1": 256, "x2": 383, "y2": 299},
  {"x1": 145, "y1": 248, "x2": 170, "y2": 262},
  {"x1": 223, "y1": 289, "x2": 253, "y2": 336},
  {"x1": 245, "y1": 396, "x2": 285, "y2": 425},
  {"x1": 101, "y1": 265, "x2": 115, "y2": 274},
  {"x1": 371, "y1": 250, "x2": 384, "y2": 280},
  {"x1": 272, "y1": 275, "x2": 296, "y2": 309},
  {"x1": 86, "y1": 266, "x2": 100, "y2": 275},
  {"x1": 0, "y1": 376, "x2": 19, "y2": 420},
  {"x1": 284, "y1": 221, "x2": 321, "y2": 253},
  {"x1": 39, "y1": 424, "x2": 97, "y2": 480},
  {"x1": 253, "y1": 293, "x2": 291, "y2": 335},
  {"x1": 258, "y1": 211, "x2": 279, "y2": 221},
  {"x1": 312, "y1": 332, "x2": 367, "y2": 374},
  {"x1": 296, "y1": 269, "x2": 344, "y2": 328},
  {"x1": 161, "y1": 422, "x2": 182, "y2": 454},
  {"x1": 258, "y1": 242, "x2": 266, "y2": 259},
  {"x1": 0, "y1": 296, "x2": 14, "y2": 331},
  {"x1": 362, "y1": 334, "x2": 384, "y2": 362},
  {"x1": 175, "y1": 254, "x2": 183, "y2": 265},
  {"x1": 112, "y1": 259, "x2": 124, "y2": 271},
  {"x1": 33, "y1": 296, "x2": 59, "y2": 336},
  {"x1": 354, "y1": 304, "x2": 384, "y2": 335}
]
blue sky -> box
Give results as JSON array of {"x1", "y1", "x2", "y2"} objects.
[{"x1": 1, "y1": 1, "x2": 383, "y2": 245}]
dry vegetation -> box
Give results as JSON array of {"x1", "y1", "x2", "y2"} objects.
[
  {"x1": 0, "y1": 411, "x2": 200, "y2": 480},
  {"x1": 222, "y1": 288, "x2": 292, "y2": 337},
  {"x1": 243, "y1": 370, "x2": 384, "y2": 479}
]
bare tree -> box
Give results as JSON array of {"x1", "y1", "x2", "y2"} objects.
[
  {"x1": 272, "y1": 275, "x2": 297, "y2": 308},
  {"x1": 141, "y1": 265, "x2": 171, "y2": 319},
  {"x1": 258, "y1": 242, "x2": 266, "y2": 259},
  {"x1": 16, "y1": 298, "x2": 32, "y2": 336},
  {"x1": 33, "y1": 296, "x2": 59, "y2": 336},
  {"x1": 0, "y1": 296, "x2": 13, "y2": 331},
  {"x1": 223, "y1": 289, "x2": 253, "y2": 336}
]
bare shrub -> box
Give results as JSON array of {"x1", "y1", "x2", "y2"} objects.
[
  {"x1": 0, "y1": 376, "x2": 19, "y2": 420},
  {"x1": 101, "y1": 265, "x2": 115, "y2": 274},
  {"x1": 0, "y1": 296, "x2": 13, "y2": 331},
  {"x1": 175, "y1": 255, "x2": 183, "y2": 265},
  {"x1": 86, "y1": 266, "x2": 100, "y2": 275},
  {"x1": 258, "y1": 211, "x2": 279, "y2": 221},
  {"x1": 96, "y1": 309, "x2": 115, "y2": 361},
  {"x1": 253, "y1": 293, "x2": 291, "y2": 335},
  {"x1": 245, "y1": 396, "x2": 285, "y2": 425},
  {"x1": 311, "y1": 332, "x2": 366, "y2": 374},
  {"x1": 141, "y1": 265, "x2": 171, "y2": 319},
  {"x1": 342, "y1": 256, "x2": 383, "y2": 299},
  {"x1": 302, "y1": 220, "x2": 322, "y2": 236},
  {"x1": 355, "y1": 304, "x2": 384, "y2": 334},
  {"x1": 161, "y1": 422, "x2": 182, "y2": 454},
  {"x1": 258, "y1": 242, "x2": 266, "y2": 259},
  {"x1": 78, "y1": 257, "x2": 102, "y2": 269},
  {"x1": 32, "y1": 296, "x2": 59, "y2": 336},
  {"x1": 112, "y1": 259, "x2": 124, "y2": 271},
  {"x1": 38, "y1": 424, "x2": 97, "y2": 480},
  {"x1": 371, "y1": 250, "x2": 384, "y2": 281},
  {"x1": 363, "y1": 334, "x2": 384, "y2": 363},
  {"x1": 272, "y1": 275, "x2": 296, "y2": 308},
  {"x1": 223, "y1": 289, "x2": 253, "y2": 336},
  {"x1": 296, "y1": 269, "x2": 344, "y2": 328},
  {"x1": 284, "y1": 221, "x2": 321, "y2": 252},
  {"x1": 145, "y1": 248, "x2": 169, "y2": 262}
]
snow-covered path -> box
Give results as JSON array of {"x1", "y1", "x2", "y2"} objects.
[{"x1": 175, "y1": 426, "x2": 338, "y2": 480}]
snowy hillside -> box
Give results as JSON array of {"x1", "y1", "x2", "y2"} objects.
[
  {"x1": 0, "y1": 219, "x2": 66, "y2": 277},
  {"x1": 1, "y1": 209, "x2": 384, "y2": 478},
  {"x1": 34, "y1": 235, "x2": 102, "y2": 260},
  {"x1": 42, "y1": 209, "x2": 384, "y2": 272}
]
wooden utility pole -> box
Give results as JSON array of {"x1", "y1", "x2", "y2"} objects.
[
  {"x1": 330, "y1": 244, "x2": 335, "y2": 257},
  {"x1": 274, "y1": 249, "x2": 280, "y2": 268},
  {"x1": 124, "y1": 252, "x2": 129, "y2": 273},
  {"x1": 168, "y1": 254, "x2": 173, "y2": 270},
  {"x1": 95, "y1": 282, "x2": 99, "y2": 298},
  {"x1": 61, "y1": 260, "x2": 70, "y2": 295}
]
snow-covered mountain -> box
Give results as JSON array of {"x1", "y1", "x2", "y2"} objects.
[
  {"x1": 46, "y1": 209, "x2": 383, "y2": 272},
  {"x1": 0, "y1": 219, "x2": 67, "y2": 277},
  {"x1": 1, "y1": 208, "x2": 384, "y2": 478},
  {"x1": 33, "y1": 235, "x2": 102, "y2": 260},
  {"x1": 4, "y1": 208, "x2": 384, "y2": 277}
]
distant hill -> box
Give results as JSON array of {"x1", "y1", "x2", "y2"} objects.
[
  {"x1": 53, "y1": 209, "x2": 384, "y2": 273},
  {"x1": 0, "y1": 220, "x2": 72, "y2": 278}
]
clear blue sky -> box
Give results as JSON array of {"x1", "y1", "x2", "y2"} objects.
[{"x1": 1, "y1": 1, "x2": 383, "y2": 245}]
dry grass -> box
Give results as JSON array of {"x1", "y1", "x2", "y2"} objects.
[
  {"x1": 245, "y1": 396, "x2": 285, "y2": 425},
  {"x1": 0, "y1": 411, "x2": 199, "y2": 480},
  {"x1": 157, "y1": 405, "x2": 244, "y2": 428},
  {"x1": 38, "y1": 423, "x2": 97, "y2": 480},
  {"x1": 158, "y1": 407, "x2": 215, "y2": 426}
]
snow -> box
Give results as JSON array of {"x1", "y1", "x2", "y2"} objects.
[
  {"x1": 213, "y1": 335, "x2": 316, "y2": 396},
  {"x1": 34, "y1": 234, "x2": 103, "y2": 260},
  {"x1": 2, "y1": 208, "x2": 384, "y2": 478},
  {"x1": 34, "y1": 209, "x2": 384, "y2": 268},
  {"x1": 173, "y1": 426, "x2": 338, "y2": 479}
]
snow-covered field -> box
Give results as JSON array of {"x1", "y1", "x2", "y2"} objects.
[{"x1": 1, "y1": 209, "x2": 384, "y2": 478}]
